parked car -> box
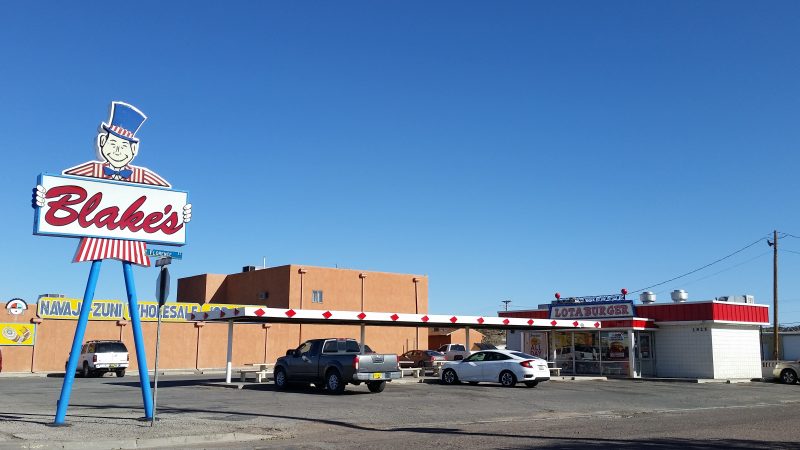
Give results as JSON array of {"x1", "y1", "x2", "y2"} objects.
[
  {"x1": 440, "y1": 349, "x2": 550, "y2": 388},
  {"x1": 68, "y1": 340, "x2": 129, "y2": 377},
  {"x1": 773, "y1": 360, "x2": 800, "y2": 384},
  {"x1": 274, "y1": 338, "x2": 401, "y2": 394},
  {"x1": 437, "y1": 343, "x2": 471, "y2": 361},
  {"x1": 400, "y1": 350, "x2": 446, "y2": 371}
]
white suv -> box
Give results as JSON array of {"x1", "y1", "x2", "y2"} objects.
[{"x1": 69, "y1": 340, "x2": 129, "y2": 377}]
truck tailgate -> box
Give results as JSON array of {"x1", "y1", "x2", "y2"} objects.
[{"x1": 355, "y1": 354, "x2": 401, "y2": 381}]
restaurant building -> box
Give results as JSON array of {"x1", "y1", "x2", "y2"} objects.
[{"x1": 500, "y1": 291, "x2": 769, "y2": 379}]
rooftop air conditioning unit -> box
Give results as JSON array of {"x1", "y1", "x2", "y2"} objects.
[
  {"x1": 670, "y1": 290, "x2": 688, "y2": 303},
  {"x1": 639, "y1": 291, "x2": 656, "y2": 304},
  {"x1": 243, "y1": 265, "x2": 256, "y2": 273}
]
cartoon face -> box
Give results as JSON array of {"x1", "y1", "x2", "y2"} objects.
[{"x1": 97, "y1": 133, "x2": 138, "y2": 168}]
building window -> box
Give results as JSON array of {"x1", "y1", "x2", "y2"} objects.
[{"x1": 312, "y1": 290, "x2": 323, "y2": 303}]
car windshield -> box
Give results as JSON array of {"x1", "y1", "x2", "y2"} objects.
[
  {"x1": 95, "y1": 342, "x2": 127, "y2": 353},
  {"x1": 450, "y1": 345, "x2": 466, "y2": 351}
]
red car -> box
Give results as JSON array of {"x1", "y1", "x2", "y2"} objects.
[{"x1": 400, "y1": 350, "x2": 446, "y2": 372}]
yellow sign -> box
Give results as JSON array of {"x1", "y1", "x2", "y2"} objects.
[
  {"x1": 0, "y1": 323, "x2": 36, "y2": 346},
  {"x1": 134, "y1": 302, "x2": 201, "y2": 322},
  {"x1": 37, "y1": 297, "x2": 125, "y2": 321}
]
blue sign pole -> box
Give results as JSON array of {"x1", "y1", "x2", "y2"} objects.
[
  {"x1": 123, "y1": 261, "x2": 154, "y2": 419},
  {"x1": 54, "y1": 260, "x2": 102, "y2": 425}
]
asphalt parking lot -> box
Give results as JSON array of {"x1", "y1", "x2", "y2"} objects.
[{"x1": 1, "y1": 374, "x2": 799, "y2": 449}]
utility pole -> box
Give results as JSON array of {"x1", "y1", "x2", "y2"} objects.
[
  {"x1": 773, "y1": 230, "x2": 779, "y2": 361},
  {"x1": 502, "y1": 300, "x2": 511, "y2": 311}
]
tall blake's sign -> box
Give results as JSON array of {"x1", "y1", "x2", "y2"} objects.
[{"x1": 32, "y1": 101, "x2": 193, "y2": 424}]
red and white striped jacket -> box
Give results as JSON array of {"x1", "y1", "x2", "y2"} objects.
[{"x1": 62, "y1": 161, "x2": 172, "y2": 267}]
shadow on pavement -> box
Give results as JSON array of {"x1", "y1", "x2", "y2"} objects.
[{"x1": 498, "y1": 438, "x2": 794, "y2": 449}]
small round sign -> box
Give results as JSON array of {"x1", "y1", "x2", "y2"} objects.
[{"x1": 6, "y1": 298, "x2": 28, "y2": 315}]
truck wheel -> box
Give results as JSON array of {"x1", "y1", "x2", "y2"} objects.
[
  {"x1": 274, "y1": 367, "x2": 288, "y2": 390},
  {"x1": 116, "y1": 369, "x2": 126, "y2": 378},
  {"x1": 367, "y1": 381, "x2": 386, "y2": 393},
  {"x1": 442, "y1": 369, "x2": 459, "y2": 385},
  {"x1": 781, "y1": 369, "x2": 798, "y2": 385},
  {"x1": 81, "y1": 362, "x2": 91, "y2": 378},
  {"x1": 500, "y1": 370, "x2": 517, "y2": 387},
  {"x1": 325, "y1": 370, "x2": 346, "y2": 394}
]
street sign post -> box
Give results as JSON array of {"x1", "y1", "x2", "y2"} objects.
[{"x1": 151, "y1": 257, "x2": 171, "y2": 427}]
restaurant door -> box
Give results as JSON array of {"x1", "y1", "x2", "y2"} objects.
[{"x1": 634, "y1": 331, "x2": 655, "y2": 377}]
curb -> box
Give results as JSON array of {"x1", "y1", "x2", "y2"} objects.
[{"x1": 3, "y1": 432, "x2": 272, "y2": 449}]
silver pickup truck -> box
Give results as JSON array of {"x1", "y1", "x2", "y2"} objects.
[{"x1": 274, "y1": 338, "x2": 401, "y2": 394}]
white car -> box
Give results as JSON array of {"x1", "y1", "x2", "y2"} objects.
[{"x1": 440, "y1": 349, "x2": 550, "y2": 387}]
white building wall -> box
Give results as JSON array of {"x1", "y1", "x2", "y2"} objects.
[
  {"x1": 710, "y1": 326, "x2": 761, "y2": 379},
  {"x1": 655, "y1": 324, "x2": 714, "y2": 378}
]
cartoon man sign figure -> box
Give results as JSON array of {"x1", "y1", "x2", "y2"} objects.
[{"x1": 34, "y1": 101, "x2": 191, "y2": 267}]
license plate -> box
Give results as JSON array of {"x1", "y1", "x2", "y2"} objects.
[
  {"x1": 371, "y1": 373, "x2": 383, "y2": 380},
  {"x1": 109, "y1": 364, "x2": 117, "y2": 368}
]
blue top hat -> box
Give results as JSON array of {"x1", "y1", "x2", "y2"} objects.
[{"x1": 101, "y1": 102, "x2": 147, "y2": 142}]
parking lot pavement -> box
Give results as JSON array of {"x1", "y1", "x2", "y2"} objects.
[{"x1": 1, "y1": 375, "x2": 799, "y2": 449}]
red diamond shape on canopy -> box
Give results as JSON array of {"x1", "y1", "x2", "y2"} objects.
[
  {"x1": 449, "y1": 316, "x2": 458, "y2": 324},
  {"x1": 550, "y1": 320, "x2": 557, "y2": 326},
  {"x1": 322, "y1": 311, "x2": 332, "y2": 319},
  {"x1": 357, "y1": 312, "x2": 367, "y2": 320},
  {"x1": 573, "y1": 321, "x2": 579, "y2": 327},
  {"x1": 255, "y1": 308, "x2": 265, "y2": 317},
  {"x1": 234, "y1": 308, "x2": 240, "y2": 315},
  {"x1": 285, "y1": 309, "x2": 296, "y2": 318},
  {"x1": 220, "y1": 310, "x2": 226, "y2": 318},
  {"x1": 477, "y1": 317, "x2": 484, "y2": 324},
  {"x1": 391, "y1": 314, "x2": 399, "y2": 321},
  {"x1": 421, "y1": 315, "x2": 429, "y2": 322},
  {"x1": 502, "y1": 318, "x2": 510, "y2": 325},
  {"x1": 527, "y1": 319, "x2": 534, "y2": 326},
  {"x1": 594, "y1": 322, "x2": 600, "y2": 328}
]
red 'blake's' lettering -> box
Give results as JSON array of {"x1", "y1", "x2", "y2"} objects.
[{"x1": 44, "y1": 185, "x2": 183, "y2": 235}]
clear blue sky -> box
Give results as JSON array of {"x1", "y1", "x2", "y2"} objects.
[{"x1": 2, "y1": 2, "x2": 799, "y2": 324}]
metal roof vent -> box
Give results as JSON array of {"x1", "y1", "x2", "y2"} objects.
[
  {"x1": 670, "y1": 289, "x2": 688, "y2": 303},
  {"x1": 639, "y1": 291, "x2": 656, "y2": 304}
]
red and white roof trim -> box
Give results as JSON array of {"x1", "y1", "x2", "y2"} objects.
[{"x1": 189, "y1": 306, "x2": 601, "y2": 329}]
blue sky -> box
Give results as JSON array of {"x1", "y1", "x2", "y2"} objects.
[{"x1": 2, "y1": 2, "x2": 799, "y2": 323}]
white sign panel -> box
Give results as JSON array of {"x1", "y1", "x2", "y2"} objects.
[{"x1": 34, "y1": 174, "x2": 187, "y2": 246}]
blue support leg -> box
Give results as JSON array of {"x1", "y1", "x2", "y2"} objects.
[
  {"x1": 123, "y1": 261, "x2": 154, "y2": 419},
  {"x1": 54, "y1": 260, "x2": 102, "y2": 425}
]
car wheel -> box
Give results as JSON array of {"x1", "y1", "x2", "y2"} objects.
[
  {"x1": 524, "y1": 381, "x2": 538, "y2": 388},
  {"x1": 81, "y1": 362, "x2": 90, "y2": 378},
  {"x1": 499, "y1": 370, "x2": 517, "y2": 387},
  {"x1": 780, "y1": 369, "x2": 798, "y2": 385},
  {"x1": 274, "y1": 368, "x2": 288, "y2": 390},
  {"x1": 326, "y1": 370, "x2": 346, "y2": 395},
  {"x1": 367, "y1": 381, "x2": 386, "y2": 393},
  {"x1": 116, "y1": 369, "x2": 126, "y2": 378},
  {"x1": 442, "y1": 369, "x2": 459, "y2": 385}
]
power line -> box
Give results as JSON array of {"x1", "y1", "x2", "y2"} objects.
[
  {"x1": 631, "y1": 234, "x2": 771, "y2": 294},
  {"x1": 780, "y1": 248, "x2": 800, "y2": 256},
  {"x1": 653, "y1": 250, "x2": 772, "y2": 295}
]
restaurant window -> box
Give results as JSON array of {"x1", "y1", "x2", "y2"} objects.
[
  {"x1": 600, "y1": 331, "x2": 630, "y2": 376},
  {"x1": 573, "y1": 331, "x2": 600, "y2": 375},
  {"x1": 312, "y1": 290, "x2": 323, "y2": 303}
]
